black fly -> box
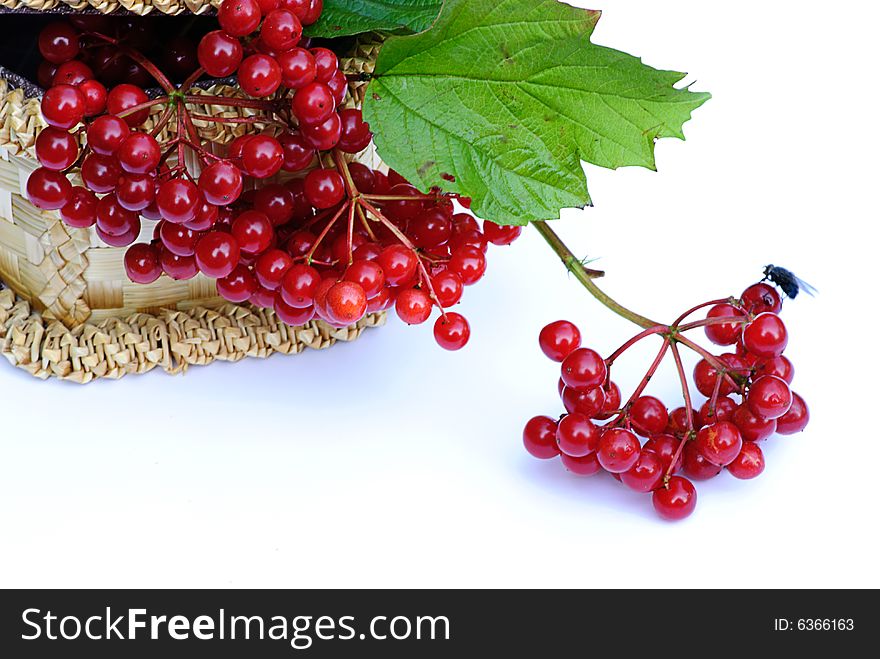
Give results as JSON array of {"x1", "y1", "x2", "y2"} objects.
[{"x1": 762, "y1": 265, "x2": 817, "y2": 299}]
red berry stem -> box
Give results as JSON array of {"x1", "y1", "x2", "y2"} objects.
[
  {"x1": 533, "y1": 221, "x2": 650, "y2": 328},
  {"x1": 606, "y1": 325, "x2": 667, "y2": 365},
  {"x1": 674, "y1": 334, "x2": 742, "y2": 393},
  {"x1": 672, "y1": 297, "x2": 741, "y2": 326},
  {"x1": 611, "y1": 338, "x2": 670, "y2": 427},
  {"x1": 82, "y1": 31, "x2": 175, "y2": 93},
  {"x1": 668, "y1": 341, "x2": 696, "y2": 433},
  {"x1": 306, "y1": 201, "x2": 350, "y2": 264},
  {"x1": 182, "y1": 95, "x2": 279, "y2": 112}
]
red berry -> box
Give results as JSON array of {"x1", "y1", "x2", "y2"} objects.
[
  {"x1": 254, "y1": 249, "x2": 293, "y2": 289},
  {"x1": 218, "y1": 0, "x2": 262, "y2": 37},
  {"x1": 86, "y1": 115, "x2": 129, "y2": 155},
  {"x1": 292, "y1": 82, "x2": 335, "y2": 124},
  {"x1": 753, "y1": 355, "x2": 795, "y2": 384},
  {"x1": 325, "y1": 69, "x2": 348, "y2": 105},
  {"x1": 39, "y1": 22, "x2": 80, "y2": 64},
  {"x1": 78, "y1": 79, "x2": 108, "y2": 116},
  {"x1": 561, "y1": 385, "x2": 605, "y2": 418},
  {"x1": 277, "y1": 48, "x2": 316, "y2": 89},
  {"x1": 731, "y1": 405, "x2": 777, "y2": 442},
  {"x1": 695, "y1": 421, "x2": 743, "y2": 466},
  {"x1": 378, "y1": 245, "x2": 418, "y2": 287},
  {"x1": 559, "y1": 452, "x2": 601, "y2": 476},
  {"x1": 594, "y1": 381, "x2": 622, "y2": 421},
  {"x1": 157, "y1": 179, "x2": 201, "y2": 225},
  {"x1": 310, "y1": 47, "x2": 338, "y2": 82},
  {"x1": 747, "y1": 375, "x2": 792, "y2": 420},
  {"x1": 621, "y1": 451, "x2": 665, "y2": 493},
  {"x1": 326, "y1": 281, "x2": 367, "y2": 325},
  {"x1": 642, "y1": 434, "x2": 683, "y2": 474},
  {"x1": 555, "y1": 413, "x2": 600, "y2": 457},
  {"x1": 561, "y1": 348, "x2": 607, "y2": 391},
  {"x1": 106, "y1": 84, "x2": 150, "y2": 126},
  {"x1": 261, "y1": 9, "x2": 303, "y2": 51},
  {"x1": 652, "y1": 476, "x2": 697, "y2": 521},
  {"x1": 117, "y1": 132, "x2": 161, "y2": 174},
  {"x1": 195, "y1": 231, "x2": 240, "y2": 278},
  {"x1": 448, "y1": 246, "x2": 487, "y2": 285},
  {"x1": 232, "y1": 210, "x2": 274, "y2": 255},
  {"x1": 300, "y1": 112, "x2": 342, "y2": 151},
  {"x1": 682, "y1": 441, "x2": 722, "y2": 480},
  {"x1": 482, "y1": 222, "x2": 522, "y2": 246},
  {"x1": 284, "y1": 0, "x2": 323, "y2": 25},
  {"x1": 395, "y1": 288, "x2": 433, "y2": 325},
  {"x1": 409, "y1": 208, "x2": 452, "y2": 248},
  {"x1": 53, "y1": 60, "x2": 93, "y2": 86},
  {"x1": 433, "y1": 313, "x2": 470, "y2": 351},
  {"x1": 523, "y1": 416, "x2": 559, "y2": 459},
  {"x1": 35, "y1": 127, "x2": 79, "y2": 171},
  {"x1": 159, "y1": 221, "x2": 200, "y2": 257},
  {"x1": 96, "y1": 194, "x2": 138, "y2": 236},
  {"x1": 80, "y1": 154, "x2": 119, "y2": 193},
  {"x1": 217, "y1": 265, "x2": 258, "y2": 303},
  {"x1": 776, "y1": 392, "x2": 809, "y2": 435},
  {"x1": 337, "y1": 108, "x2": 373, "y2": 154},
  {"x1": 117, "y1": 173, "x2": 156, "y2": 212},
  {"x1": 303, "y1": 169, "x2": 345, "y2": 209},
  {"x1": 60, "y1": 186, "x2": 98, "y2": 228},
  {"x1": 199, "y1": 161, "x2": 243, "y2": 206},
  {"x1": 742, "y1": 313, "x2": 788, "y2": 358},
  {"x1": 26, "y1": 168, "x2": 72, "y2": 210},
  {"x1": 281, "y1": 264, "x2": 322, "y2": 308},
  {"x1": 630, "y1": 396, "x2": 669, "y2": 437},
  {"x1": 198, "y1": 31, "x2": 243, "y2": 77},
  {"x1": 344, "y1": 260, "x2": 385, "y2": 299},
  {"x1": 597, "y1": 428, "x2": 640, "y2": 473},
  {"x1": 741, "y1": 282, "x2": 782, "y2": 314},
  {"x1": 124, "y1": 243, "x2": 162, "y2": 284},
  {"x1": 160, "y1": 250, "x2": 199, "y2": 280},
  {"x1": 274, "y1": 295, "x2": 316, "y2": 325},
  {"x1": 279, "y1": 131, "x2": 316, "y2": 172},
  {"x1": 726, "y1": 442, "x2": 765, "y2": 480},
  {"x1": 238, "y1": 54, "x2": 282, "y2": 97},
  {"x1": 693, "y1": 357, "x2": 736, "y2": 397},
  {"x1": 697, "y1": 396, "x2": 737, "y2": 427},
  {"x1": 430, "y1": 270, "x2": 464, "y2": 308},
  {"x1": 704, "y1": 303, "x2": 745, "y2": 346},
  {"x1": 539, "y1": 320, "x2": 581, "y2": 362},
  {"x1": 41, "y1": 84, "x2": 85, "y2": 129}
]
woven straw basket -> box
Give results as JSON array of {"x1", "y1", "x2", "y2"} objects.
[{"x1": 0, "y1": 12, "x2": 386, "y2": 382}]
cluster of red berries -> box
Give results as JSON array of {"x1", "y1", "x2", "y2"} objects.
[
  {"x1": 26, "y1": 4, "x2": 523, "y2": 350},
  {"x1": 524, "y1": 281, "x2": 809, "y2": 521}
]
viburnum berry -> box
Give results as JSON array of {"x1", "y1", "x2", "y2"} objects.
[
  {"x1": 254, "y1": 249, "x2": 293, "y2": 290},
  {"x1": 218, "y1": 0, "x2": 263, "y2": 37},
  {"x1": 39, "y1": 21, "x2": 81, "y2": 64},
  {"x1": 395, "y1": 288, "x2": 433, "y2": 325},
  {"x1": 776, "y1": 393, "x2": 809, "y2": 435},
  {"x1": 277, "y1": 48, "x2": 317, "y2": 89},
  {"x1": 292, "y1": 81, "x2": 336, "y2": 124},
  {"x1": 630, "y1": 396, "x2": 669, "y2": 436},
  {"x1": 726, "y1": 442, "x2": 765, "y2": 480},
  {"x1": 753, "y1": 355, "x2": 794, "y2": 384},
  {"x1": 741, "y1": 282, "x2": 782, "y2": 314},
  {"x1": 303, "y1": 169, "x2": 345, "y2": 209},
  {"x1": 704, "y1": 303, "x2": 745, "y2": 346},
  {"x1": 53, "y1": 60, "x2": 93, "y2": 86},
  {"x1": 596, "y1": 428, "x2": 640, "y2": 473},
  {"x1": 561, "y1": 385, "x2": 605, "y2": 418},
  {"x1": 430, "y1": 270, "x2": 464, "y2": 308},
  {"x1": 482, "y1": 222, "x2": 522, "y2": 246},
  {"x1": 198, "y1": 31, "x2": 244, "y2": 78},
  {"x1": 326, "y1": 281, "x2": 367, "y2": 325},
  {"x1": 81, "y1": 154, "x2": 120, "y2": 194},
  {"x1": 238, "y1": 54, "x2": 282, "y2": 98},
  {"x1": 731, "y1": 404, "x2": 777, "y2": 442},
  {"x1": 620, "y1": 451, "x2": 665, "y2": 493},
  {"x1": 652, "y1": 476, "x2": 697, "y2": 521},
  {"x1": 697, "y1": 396, "x2": 737, "y2": 427},
  {"x1": 278, "y1": 132, "x2": 316, "y2": 172},
  {"x1": 116, "y1": 173, "x2": 156, "y2": 212},
  {"x1": 78, "y1": 80, "x2": 108, "y2": 116},
  {"x1": 60, "y1": 186, "x2": 98, "y2": 228},
  {"x1": 160, "y1": 250, "x2": 199, "y2": 281},
  {"x1": 560, "y1": 452, "x2": 602, "y2": 476},
  {"x1": 682, "y1": 441, "x2": 722, "y2": 480},
  {"x1": 695, "y1": 421, "x2": 743, "y2": 467},
  {"x1": 41, "y1": 84, "x2": 85, "y2": 129},
  {"x1": 539, "y1": 320, "x2": 581, "y2": 362},
  {"x1": 106, "y1": 84, "x2": 150, "y2": 126},
  {"x1": 433, "y1": 313, "x2": 470, "y2": 351},
  {"x1": 96, "y1": 194, "x2": 139, "y2": 236},
  {"x1": 344, "y1": 260, "x2": 385, "y2": 299},
  {"x1": 159, "y1": 222, "x2": 200, "y2": 257},
  {"x1": 642, "y1": 434, "x2": 682, "y2": 474},
  {"x1": 195, "y1": 231, "x2": 240, "y2": 278},
  {"x1": 594, "y1": 381, "x2": 621, "y2": 421},
  {"x1": 117, "y1": 133, "x2": 161, "y2": 174},
  {"x1": 742, "y1": 313, "x2": 788, "y2": 358},
  {"x1": 274, "y1": 295, "x2": 316, "y2": 326},
  {"x1": 523, "y1": 416, "x2": 559, "y2": 459},
  {"x1": 217, "y1": 265, "x2": 258, "y2": 303},
  {"x1": 281, "y1": 264, "x2": 322, "y2": 308},
  {"x1": 86, "y1": 114, "x2": 129, "y2": 155},
  {"x1": 561, "y1": 347, "x2": 607, "y2": 391},
  {"x1": 199, "y1": 161, "x2": 244, "y2": 206},
  {"x1": 555, "y1": 413, "x2": 600, "y2": 457},
  {"x1": 157, "y1": 179, "x2": 201, "y2": 225},
  {"x1": 124, "y1": 243, "x2": 163, "y2": 284},
  {"x1": 448, "y1": 246, "x2": 487, "y2": 285},
  {"x1": 747, "y1": 375, "x2": 793, "y2": 420},
  {"x1": 337, "y1": 109, "x2": 373, "y2": 154},
  {"x1": 241, "y1": 135, "x2": 284, "y2": 179},
  {"x1": 300, "y1": 112, "x2": 342, "y2": 151},
  {"x1": 26, "y1": 168, "x2": 72, "y2": 210},
  {"x1": 35, "y1": 127, "x2": 79, "y2": 171},
  {"x1": 262, "y1": 9, "x2": 303, "y2": 51}
]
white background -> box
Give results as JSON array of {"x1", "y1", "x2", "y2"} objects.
[{"x1": 1, "y1": 1, "x2": 877, "y2": 589}]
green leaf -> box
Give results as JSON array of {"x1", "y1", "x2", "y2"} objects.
[
  {"x1": 306, "y1": 0, "x2": 443, "y2": 38},
  {"x1": 363, "y1": 0, "x2": 710, "y2": 225}
]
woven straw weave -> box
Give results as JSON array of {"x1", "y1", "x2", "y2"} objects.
[
  {"x1": 0, "y1": 0, "x2": 219, "y2": 15},
  {"x1": 0, "y1": 40, "x2": 387, "y2": 381}
]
